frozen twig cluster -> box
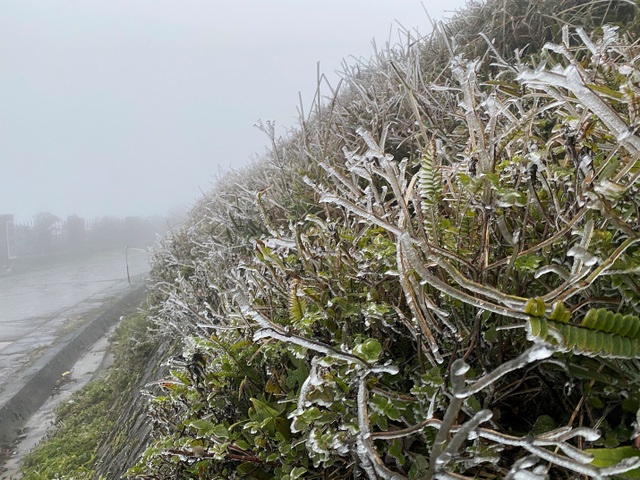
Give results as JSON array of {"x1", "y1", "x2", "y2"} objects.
[{"x1": 139, "y1": 5, "x2": 640, "y2": 478}]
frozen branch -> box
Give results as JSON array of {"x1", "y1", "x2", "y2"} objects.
[
  {"x1": 243, "y1": 303, "x2": 398, "y2": 375},
  {"x1": 517, "y1": 65, "x2": 640, "y2": 156},
  {"x1": 452, "y1": 344, "x2": 555, "y2": 398}
]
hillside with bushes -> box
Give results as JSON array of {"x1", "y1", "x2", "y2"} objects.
[{"x1": 112, "y1": 0, "x2": 640, "y2": 478}]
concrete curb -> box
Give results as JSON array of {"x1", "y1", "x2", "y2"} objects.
[{"x1": 0, "y1": 284, "x2": 147, "y2": 447}]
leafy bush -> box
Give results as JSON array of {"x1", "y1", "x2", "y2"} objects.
[{"x1": 135, "y1": 1, "x2": 640, "y2": 478}]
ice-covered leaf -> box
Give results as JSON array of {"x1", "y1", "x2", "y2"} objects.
[
  {"x1": 352, "y1": 338, "x2": 383, "y2": 362},
  {"x1": 189, "y1": 420, "x2": 229, "y2": 439},
  {"x1": 586, "y1": 446, "x2": 640, "y2": 478}
]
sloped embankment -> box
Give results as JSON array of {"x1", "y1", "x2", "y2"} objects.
[
  {"x1": 91, "y1": 328, "x2": 174, "y2": 480},
  {"x1": 127, "y1": 0, "x2": 640, "y2": 478}
]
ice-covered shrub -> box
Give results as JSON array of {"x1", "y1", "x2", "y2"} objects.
[{"x1": 132, "y1": 1, "x2": 640, "y2": 478}]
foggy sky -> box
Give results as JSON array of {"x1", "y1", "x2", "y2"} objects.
[{"x1": 0, "y1": 1, "x2": 467, "y2": 223}]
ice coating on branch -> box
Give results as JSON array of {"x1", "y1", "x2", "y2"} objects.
[
  {"x1": 518, "y1": 63, "x2": 640, "y2": 156},
  {"x1": 452, "y1": 359, "x2": 470, "y2": 376},
  {"x1": 289, "y1": 359, "x2": 319, "y2": 423},
  {"x1": 263, "y1": 237, "x2": 296, "y2": 250},
  {"x1": 600, "y1": 25, "x2": 620, "y2": 50},
  {"x1": 526, "y1": 344, "x2": 555, "y2": 361},
  {"x1": 356, "y1": 126, "x2": 393, "y2": 161},
  {"x1": 455, "y1": 344, "x2": 555, "y2": 398},
  {"x1": 534, "y1": 264, "x2": 570, "y2": 280},
  {"x1": 567, "y1": 245, "x2": 599, "y2": 267}
]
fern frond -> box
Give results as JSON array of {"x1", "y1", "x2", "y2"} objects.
[
  {"x1": 581, "y1": 308, "x2": 640, "y2": 339},
  {"x1": 419, "y1": 141, "x2": 440, "y2": 212},
  {"x1": 419, "y1": 141, "x2": 441, "y2": 240},
  {"x1": 289, "y1": 281, "x2": 306, "y2": 323},
  {"x1": 527, "y1": 309, "x2": 640, "y2": 358}
]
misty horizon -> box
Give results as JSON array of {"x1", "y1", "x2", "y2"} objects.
[{"x1": 1, "y1": 1, "x2": 466, "y2": 224}]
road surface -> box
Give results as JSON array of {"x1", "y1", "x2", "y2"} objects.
[{"x1": 0, "y1": 249, "x2": 149, "y2": 394}]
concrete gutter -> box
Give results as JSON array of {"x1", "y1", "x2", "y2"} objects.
[{"x1": 0, "y1": 284, "x2": 147, "y2": 447}]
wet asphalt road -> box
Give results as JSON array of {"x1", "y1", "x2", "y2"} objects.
[{"x1": 0, "y1": 249, "x2": 150, "y2": 392}]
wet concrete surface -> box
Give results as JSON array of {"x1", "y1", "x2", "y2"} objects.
[
  {"x1": 0, "y1": 249, "x2": 150, "y2": 475},
  {"x1": 0, "y1": 249, "x2": 149, "y2": 390}
]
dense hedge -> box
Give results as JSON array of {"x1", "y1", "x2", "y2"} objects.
[{"x1": 135, "y1": 1, "x2": 640, "y2": 478}]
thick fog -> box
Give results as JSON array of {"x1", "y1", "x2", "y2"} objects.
[{"x1": 0, "y1": 1, "x2": 466, "y2": 223}]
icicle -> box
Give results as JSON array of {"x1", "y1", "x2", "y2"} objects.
[
  {"x1": 356, "y1": 126, "x2": 394, "y2": 161},
  {"x1": 575, "y1": 27, "x2": 598, "y2": 57},
  {"x1": 321, "y1": 194, "x2": 404, "y2": 236},
  {"x1": 506, "y1": 456, "x2": 546, "y2": 480},
  {"x1": 567, "y1": 245, "x2": 600, "y2": 267}
]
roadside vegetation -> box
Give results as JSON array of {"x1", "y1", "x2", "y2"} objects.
[
  {"x1": 17, "y1": 0, "x2": 640, "y2": 478},
  {"x1": 19, "y1": 312, "x2": 155, "y2": 480},
  {"x1": 133, "y1": 0, "x2": 640, "y2": 478}
]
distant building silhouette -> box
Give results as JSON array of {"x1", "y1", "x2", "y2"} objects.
[{"x1": 0, "y1": 214, "x2": 16, "y2": 269}]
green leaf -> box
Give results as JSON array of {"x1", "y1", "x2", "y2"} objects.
[
  {"x1": 587, "y1": 83, "x2": 625, "y2": 101},
  {"x1": 249, "y1": 398, "x2": 282, "y2": 422},
  {"x1": 589, "y1": 395, "x2": 605, "y2": 409},
  {"x1": 483, "y1": 326, "x2": 498, "y2": 343},
  {"x1": 465, "y1": 395, "x2": 482, "y2": 414},
  {"x1": 286, "y1": 356, "x2": 309, "y2": 389},
  {"x1": 527, "y1": 316, "x2": 640, "y2": 358},
  {"x1": 498, "y1": 190, "x2": 526, "y2": 207},
  {"x1": 235, "y1": 439, "x2": 251, "y2": 450},
  {"x1": 482, "y1": 172, "x2": 500, "y2": 187},
  {"x1": 408, "y1": 454, "x2": 429, "y2": 479},
  {"x1": 189, "y1": 420, "x2": 229, "y2": 439},
  {"x1": 290, "y1": 407, "x2": 324, "y2": 433},
  {"x1": 549, "y1": 302, "x2": 571, "y2": 323},
  {"x1": 524, "y1": 297, "x2": 546, "y2": 317},
  {"x1": 458, "y1": 173, "x2": 472, "y2": 187},
  {"x1": 370, "y1": 394, "x2": 402, "y2": 420},
  {"x1": 290, "y1": 467, "x2": 308, "y2": 479},
  {"x1": 289, "y1": 283, "x2": 306, "y2": 323},
  {"x1": 388, "y1": 438, "x2": 406, "y2": 465},
  {"x1": 531, "y1": 415, "x2": 556, "y2": 435},
  {"x1": 585, "y1": 446, "x2": 640, "y2": 478},
  {"x1": 353, "y1": 338, "x2": 383, "y2": 362}
]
